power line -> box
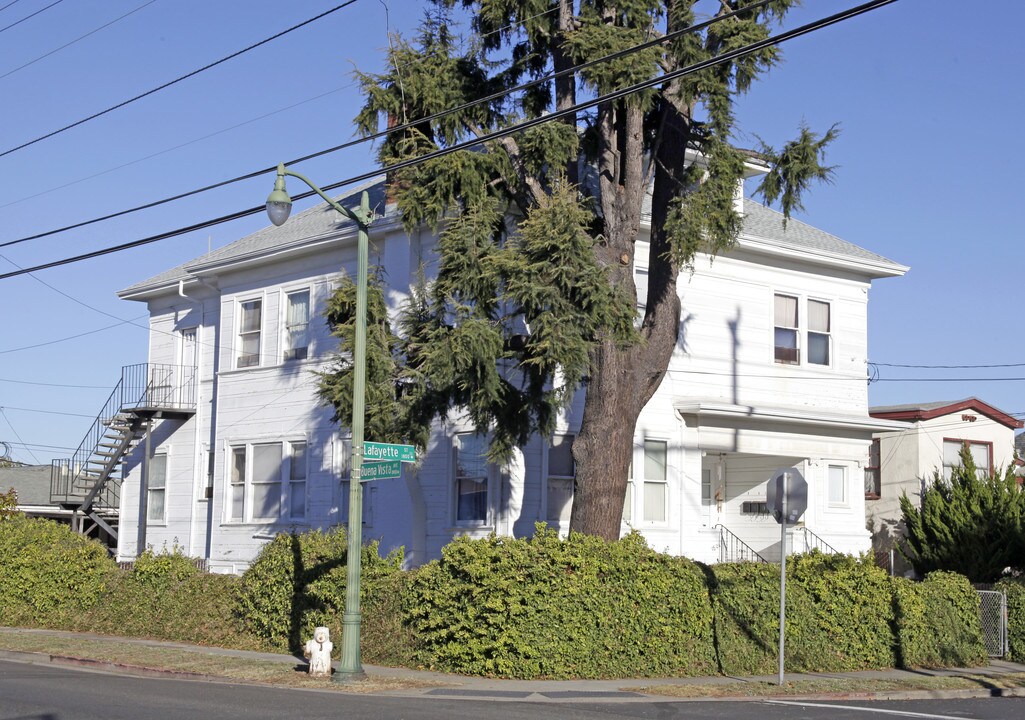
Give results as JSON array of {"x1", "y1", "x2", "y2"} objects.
[
  {"x1": 0, "y1": 408, "x2": 39, "y2": 464},
  {"x1": 872, "y1": 361, "x2": 1025, "y2": 369},
  {"x1": 0, "y1": 0, "x2": 775, "y2": 250},
  {"x1": 0, "y1": 377, "x2": 111, "y2": 389},
  {"x1": 0, "y1": 1, "x2": 360, "y2": 159},
  {"x1": 1, "y1": 405, "x2": 94, "y2": 418},
  {"x1": 0, "y1": 0, "x2": 158, "y2": 82},
  {"x1": 0, "y1": 0, "x2": 895, "y2": 281},
  {"x1": 0, "y1": 1, "x2": 24, "y2": 15},
  {"x1": 0, "y1": 0, "x2": 61, "y2": 36}
]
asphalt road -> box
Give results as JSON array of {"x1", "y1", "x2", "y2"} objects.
[{"x1": 1, "y1": 659, "x2": 1022, "y2": 720}]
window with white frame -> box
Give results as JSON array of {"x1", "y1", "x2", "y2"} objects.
[
  {"x1": 643, "y1": 440, "x2": 668, "y2": 523},
  {"x1": 827, "y1": 465, "x2": 847, "y2": 506},
  {"x1": 237, "y1": 299, "x2": 262, "y2": 368},
  {"x1": 623, "y1": 459, "x2": 634, "y2": 524},
  {"x1": 774, "y1": 294, "x2": 832, "y2": 367},
  {"x1": 147, "y1": 454, "x2": 167, "y2": 522},
  {"x1": 284, "y1": 290, "x2": 311, "y2": 361},
  {"x1": 942, "y1": 439, "x2": 991, "y2": 480},
  {"x1": 807, "y1": 299, "x2": 831, "y2": 365},
  {"x1": 774, "y1": 294, "x2": 799, "y2": 364},
  {"x1": 226, "y1": 441, "x2": 308, "y2": 523},
  {"x1": 701, "y1": 468, "x2": 712, "y2": 507},
  {"x1": 454, "y1": 434, "x2": 488, "y2": 524},
  {"x1": 546, "y1": 435, "x2": 575, "y2": 524},
  {"x1": 865, "y1": 439, "x2": 881, "y2": 499}
]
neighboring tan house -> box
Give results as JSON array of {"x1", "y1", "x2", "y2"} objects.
[
  {"x1": 865, "y1": 397, "x2": 1022, "y2": 573},
  {"x1": 51, "y1": 160, "x2": 907, "y2": 573}
]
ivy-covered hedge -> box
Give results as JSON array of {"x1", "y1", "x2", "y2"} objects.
[
  {"x1": 710, "y1": 553, "x2": 896, "y2": 674},
  {"x1": 0, "y1": 515, "x2": 116, "y2": 626},
  {"x1": 893, "y1": 572, "x2": 986, "y2": 668},
  {"x1": 232, "y1": 527, "x2": 411, "y2": 665},
  {"x1": 996, "y1": 577, "x2": 1025, "y2": 662},
  {"x1": 404, "y1": 528, "x2": 716, "y2": 679}
]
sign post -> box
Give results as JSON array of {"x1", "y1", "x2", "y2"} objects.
[{"x1": 766, "y1": 467, "x2": 808, "y2": 686}]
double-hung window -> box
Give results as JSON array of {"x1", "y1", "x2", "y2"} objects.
[
  {"x1": 454, "y1": 434, "x2": 488, "y2": 524},
  {"x1": 865, "y1": 439, "x2": 881, "y2": 498},
  {"x1": 623, "y1": 460, "x2": 634, "y2": 524},
  {"x1": 546, "y1": 435, "x2": 575, "y2": 524},
  {"x1": 942, "y1": 439, "x2": 991, "y2": 479},
  {"x1": 227, "y1": 441, "x2": 308, "y2": 523},
  {"x1": 774, "y1": 294, "x2": 832, "y2": 367},
  {"x1": 147, "y1": 454, "x2": 167, "y2": 522},
  {"x1": 774, "y1": 294, "x2": 799, "y2": 364},
  {"x1": 237, "y1": 299, "x2": 262, "y2": 368},
  {"x1": 643, "y1": 440, "x2": 668, "y2": 523},
  {"x1": 284, "y1": 290, "x2": 311, "y2": 361}
]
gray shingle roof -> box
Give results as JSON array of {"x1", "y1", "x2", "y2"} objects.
[
  {"x1": 0, "y1": 465, "x2": 54, "y2": 506},
  {"x1": 119, "y1": 177, "x2": 389, "y2": 296}
]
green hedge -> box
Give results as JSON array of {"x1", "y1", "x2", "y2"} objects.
[
  {"x1": 0, "y1": 515, "x2": 116, "y2": 626},
  {"x1": 996, "y1": 577, "x2": 1025, "y2": 662},
  {"x1": 404, "y1": 528, "x2": 716, "y2": 679},
  {"x1": 893, "y1": 572, "x2": 986, "y2": 668},
  {"x1": 232, "y1": 527, "x2": 411, "y2": 665},
  {"x1": 711, "y1": 553, "x2": 896, "y2": 674}
]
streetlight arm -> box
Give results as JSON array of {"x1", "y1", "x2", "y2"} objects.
[{"x1": 276, "y1": 163, "x2": 372, "y2": 228}]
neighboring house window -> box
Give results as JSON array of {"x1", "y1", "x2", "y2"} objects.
[
  {"x1": 942, "y1": 439, "x2": 992, "y2": 479},
  {"x1": 284, "y1": 290, "x2": 311, "y2": 361},
  {"x1": 227, "y1": 441, "x2": 307, "y2": 522},
  {"x1": 229, "y1": 447, "x2": 246, "y2": 521},
  {"x1": 643, "y1": 440, "x2": 667, "y2": 523},
  {"x1": 289, "y1": 441, "x2": 307, "y2": 519},
  {"x1": 251, "y1": 443, "x2": 283, "y2": 520},
  {"x1": 774, "y1": 294, "x2": 799, "y2": 364},
  {"x1": 807, "y1": 299, "x2": 831, "y2": 366},
  {"x1": 865, "y1": 439, "x2": 881, "y2": 499},
  {"x1": 623, "y1": 460, "x2": 633, "y2": 524},
  {"x1": 828, "y1": 465, "x2": 847, "y2": 506},
  {"x1": 147, "y1": 454, "x2": 167, "y2": 522},
  {"x1": 454, "y1": 434, "x2": 488, "y2": 524},
  {"x1": 546, "y1": 435, "x2": 575, "y2": 524},
  {"x1": 237, "y1": 299, "x2": 262, "y2": 368}
]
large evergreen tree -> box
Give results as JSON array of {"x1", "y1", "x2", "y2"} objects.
[
  {"x1": 900, "y1": 447, "x2": 1025, "y2": 583},
  {"x1": 320, "y1": 0, "x2": 838, "y2": 539}
]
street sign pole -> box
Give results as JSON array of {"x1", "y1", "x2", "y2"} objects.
[{"x1": 778, "y1": 471, "x2": 788, "y2": 686}]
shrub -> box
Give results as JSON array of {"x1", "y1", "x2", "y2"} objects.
[
  {"x1": 232, "y1": 527, "x2": 409, "y2": 664},
  {"x1": 0, "y1": 487, "x2": 18, "y2": 519},
  {"x1": 404, "y1": 527, "x2": 716, "y2": 679},
  {"x1": 0, "y1": 515, "x2": 116, "y2": 626},
  {"x1": 710, "y1": 552, "x2": 896, "y2": 674},
  {"x1": 996, "y1": 577, "x2": 1025, "y2": 662},
  {"x1": 75, "y1": 547, "x2": 261, "y2": 649},
  {"x1": 893, "y1": 572, "x2": 986, "y2": 668}
]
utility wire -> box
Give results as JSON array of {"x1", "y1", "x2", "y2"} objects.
[
  {"x1": 0, "y1": 0, "x2": 897, "y2": 281},
  {"x1": 872, "y1": 361, "x2": 1025, "y2": 369},
  {"x1": 1, "y1": 406, "x2": 94, "y2": 418},
  {"x1": 0, "y1": 0, "x2": 60, "y2": 35},
  {"x1": 0, "y1": 0, "x2": 158, "y2": 82},
  {"x1": 0, "y1": 377, "x2": 111, "y2": 389},
  {"x1": 0, "y1": 1, "x2": 24, "y2": 15},
  {"x1": 0, "y1": 1, "x2": 359, "y2": 159},
  {"x1": 0, "y1": 0, "x2": 774, "y2": 250},
  {"x1": 0, "y1": 409, "x2": 39, "y2": 464}
]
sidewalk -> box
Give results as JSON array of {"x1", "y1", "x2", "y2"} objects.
[{"x1": 2, "y1": 626, "x2": 1024, "y2": 703}]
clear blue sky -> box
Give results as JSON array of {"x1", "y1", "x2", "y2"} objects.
[{"x1": 1, "y1": 0, "x2": 1021, "y2": 465}]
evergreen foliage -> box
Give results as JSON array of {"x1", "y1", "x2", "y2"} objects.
[
  {"x1": 891, "y1": 572, "x2": 987, "y2": 669},
  {"x1": 0, "y1": 487, "x2": 18, "y2": 519},
  {"x1": 309, "y1": 1, "x2": 841, "y2": 536},
  {"x1": 996, "y1": 577, "x2": 1025, "y2": 662},
  {"x1": 900, "y1": 446, "x2": 1025, "y2": 583}
]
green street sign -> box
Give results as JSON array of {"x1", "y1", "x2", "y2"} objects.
[
  {"x1": 358, "y1": 460, "x2": 402, "y2": 481},
  {"x1": 363, "y1": 441, "x2": 416, "y2": 463}
]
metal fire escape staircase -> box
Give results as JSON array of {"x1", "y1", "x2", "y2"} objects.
[{"x1": 51, "y1": 364, "x2": 196, "y2": 544}]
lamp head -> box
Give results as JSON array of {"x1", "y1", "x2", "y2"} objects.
[{"x1": 266, "y1": 162, "x2": 292, "y2": 226}]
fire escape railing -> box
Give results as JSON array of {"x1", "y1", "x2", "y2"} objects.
[{"x1": 50, "y1": 363, "x2": 196, "y2": 510}]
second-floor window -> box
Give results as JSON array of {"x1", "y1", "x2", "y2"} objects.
[
  {"x1": 774, "y1": 294, "x2": 832, "y2": 367},
  {"x1": 237, "y1": 299, "x2": 262, "y2": 368},
  {"x1": 284, "y1": 290, "x2": 311, "y2": 361}
]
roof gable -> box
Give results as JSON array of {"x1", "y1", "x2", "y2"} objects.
[{"x1": 870, "y1": 397, "x2": 1023, "y2": 429}]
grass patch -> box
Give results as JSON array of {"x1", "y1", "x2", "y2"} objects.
[
  {"x1": 0, "y1": 629, "x2": 443, "y2": 694},
  {"x1": 629, "y1": 674, "x2": 1025, "y2": 698}
]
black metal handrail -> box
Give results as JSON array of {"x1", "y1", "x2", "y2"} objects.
[
  {"x1": 50, "y1": 363, "x2": 196, "y2": 509},
  {"x1": 793, "y1": 526, "x2": 839, "y2": 555},
  {"x1": 714, "y1": 524, "x2": 767, "y2": 563}
]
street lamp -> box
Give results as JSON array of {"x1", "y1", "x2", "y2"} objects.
[{"x1": 267, "y1": 162, "x2": 372, "y2": 682}]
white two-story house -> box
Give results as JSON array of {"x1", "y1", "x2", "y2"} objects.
[{"x1": 84, "y1": 165, "x2": 906, "y2": 572}]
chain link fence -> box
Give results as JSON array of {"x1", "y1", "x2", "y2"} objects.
[{"x1": 976, "y1": 590, "x2": 1008, "y2": 657}]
